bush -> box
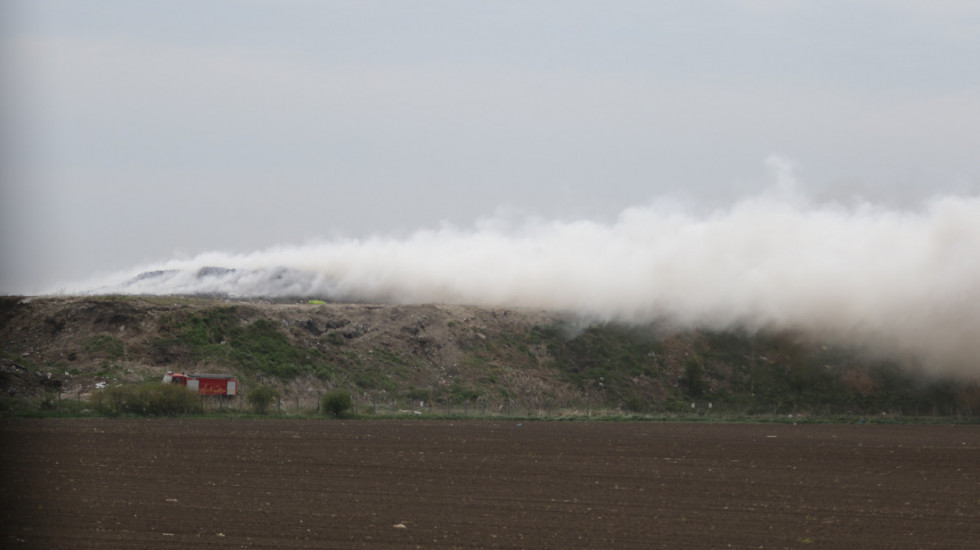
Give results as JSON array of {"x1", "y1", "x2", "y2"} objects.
[
  {"x1": 38, "y1": 390, "x2": 60, "y2": 411},
  {"x1": 322, "y1": 389, "x2": 352, "y2": 418},
  {"x1": 681, "y1": 357, "x2": 707, "y2": 398},
  {"x1": 91, "y1": 383, "x2": 201, "y2": 416},
  {"x1": 246, "y1": 385, "x2": 279, "y2": 414},
  {"x1": 623, "y1": 393, "x2": 647, "y2": 413}
]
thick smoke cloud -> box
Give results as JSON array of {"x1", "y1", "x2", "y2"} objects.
[{"x1": 70, "y1": 159, "x2": 980, "y2": 377}]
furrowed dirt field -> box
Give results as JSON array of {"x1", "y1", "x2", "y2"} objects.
[{"x1": 1, "y1": 420, "x2": 977, "y2": 549}]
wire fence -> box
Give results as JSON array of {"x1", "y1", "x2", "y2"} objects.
[{"x1": 14, "y1": 385, "x2": 976, "y2": 421}]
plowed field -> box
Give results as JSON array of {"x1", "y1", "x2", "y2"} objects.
[{"x1": 2, "y1": 419, "x2": 977, "y2": 549}]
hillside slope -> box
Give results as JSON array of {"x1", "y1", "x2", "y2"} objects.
[{"x1": 1, "y1": 295, "x2": 976, "y2": 417}]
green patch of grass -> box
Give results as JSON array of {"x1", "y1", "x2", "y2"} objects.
[
  {"x1": 369, "y1": 348, "x2": 410, "y2": 367},
  {"x1": 96, "y1": 362, "x2": 124, "y2": 378},
  {"x1": 448, "y1": 382, "x2": 483, "y2": 403},
  {"x1": 81, "y1": 334, "x2": 125, "y2": 359},
  {"x1": 539, "y1": 322, "x2": 664, "y2": 390},
  {"x1": 461, "y1": 354, "x2": 488, "y2": 369},
  {"x1": 0, "y1": 351, "x2": 38, "y2": 372},
  {"x1": 231, "y1": 319, "x2": 312, "y2": 379},
  {"x1": 352, "y1": 364, "x2": 398, "y2": 392},
  {"x1": 149, "y1": 308, "x2": 332, "y2": 380},
  {"x1": 345, "y1": 349, "x2": 411, "y2": 391}
]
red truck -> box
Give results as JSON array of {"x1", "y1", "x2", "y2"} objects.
[{"x1": 163, "y1": 371, "x2": 238, "y2": 397}]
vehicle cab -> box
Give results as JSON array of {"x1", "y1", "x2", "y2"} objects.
[{"x1": 162, "y1": 371, "x2": 188, "y2": 385}]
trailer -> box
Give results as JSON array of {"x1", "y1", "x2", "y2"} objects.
[{"x1": 163, "y1": 371, "x2": 238, "y2": 397}]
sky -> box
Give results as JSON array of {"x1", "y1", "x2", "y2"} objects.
[{"x1": 2, "y1": 1, "x2": 980, "y2": 374}]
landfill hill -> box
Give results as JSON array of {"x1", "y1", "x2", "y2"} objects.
[{"x1": 1, "y1": 295, "x2": 977, "y2": 417}]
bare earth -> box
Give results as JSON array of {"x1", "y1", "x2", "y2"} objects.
[{"x1": 1, "y1": 420, "x2": 977, "y2": 549}]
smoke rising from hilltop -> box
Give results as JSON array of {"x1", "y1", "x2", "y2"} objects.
[{"x1": 68, "y1": 160, "x2": 980, "y2": 377}]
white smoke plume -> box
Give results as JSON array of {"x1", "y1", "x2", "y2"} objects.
[{"x1": 69, "y1": 158, "x2": 980, "y2": 377}]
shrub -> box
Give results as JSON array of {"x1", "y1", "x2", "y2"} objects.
[
  {"x1": 681, "y1": 357, "x2": 707, "y2": 398},
  {"x1": 90, "y1": 383, "x2": 201, "y2": 416},
  {"x1": 322, "y1": 389, "x2": 352, "y2": 418},
  {"x1": 325, "y1": 331, "x2": 345, "y2": 346},
  {"x1": 623, "y1": 393, "x2": 647, "y2": 413},
  {"x1": 246, "y1": 385, "x2": 279, "y2": 414}
]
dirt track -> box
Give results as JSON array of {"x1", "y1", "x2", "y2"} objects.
[{"x1": 1, "y1": 419, "x2": 977, "y2": 549}]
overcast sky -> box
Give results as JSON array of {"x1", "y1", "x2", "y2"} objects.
[{"x1": 2, "y1": 0, "x2": 979, "y2": 294}]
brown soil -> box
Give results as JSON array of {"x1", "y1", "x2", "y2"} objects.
[{"x1": 2, "y1": 419, "x2": 977, "y2": 549}]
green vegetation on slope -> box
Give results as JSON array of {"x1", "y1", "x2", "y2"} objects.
[
  {"x1": 2, "y1": 297, "x2": 977, "y2": 420},
  {"x1": 533, "y1": 322, "x2": 665, "y2": 389},
  {"x1": 150, "y1": 308, "x2": 332, "y2": 380},
  {"x1": 541, "y1": 323, "x2": 979, "y2": 417}
]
